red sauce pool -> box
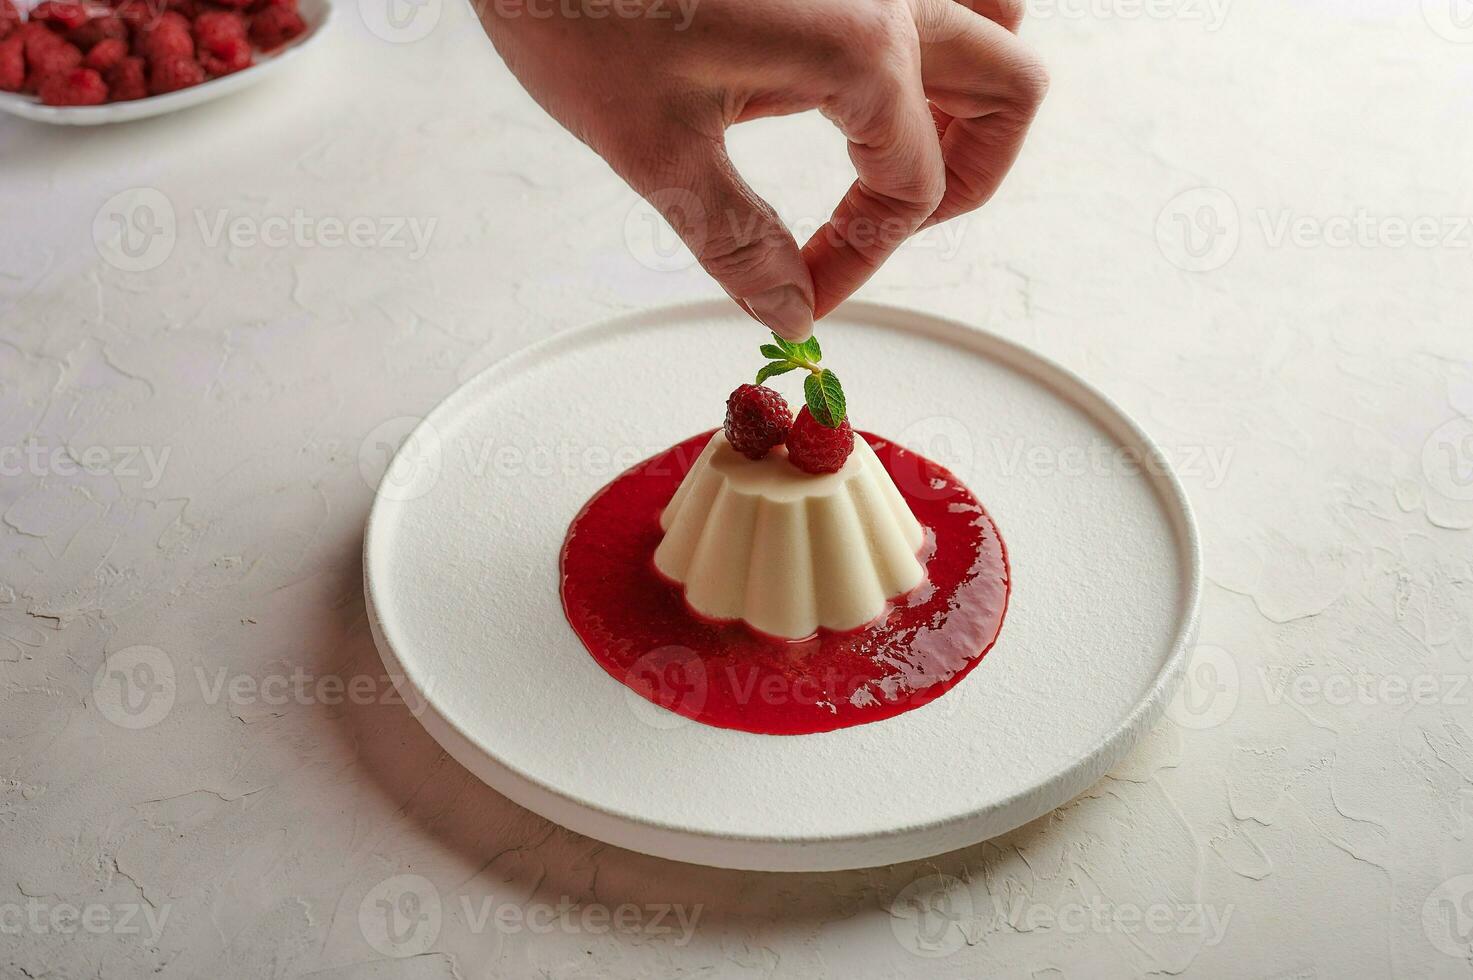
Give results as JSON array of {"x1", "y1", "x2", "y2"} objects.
[{"x1": 559, "y1": 431, "x2": 1010, "y2": 735}]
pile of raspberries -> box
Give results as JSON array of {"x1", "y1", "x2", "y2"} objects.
[{"x1": 0, "y1": 0, "x2": 306, "y2": 106}]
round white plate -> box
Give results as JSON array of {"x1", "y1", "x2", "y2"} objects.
[
  {"x1": 0, "y1": 0, "x2": 330, "y2": 126},
  {"x1": 364, "y1": 301, "x2": 1201, "y2": 872}
]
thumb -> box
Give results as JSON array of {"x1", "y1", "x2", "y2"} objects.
[{"x1": 632, "y1": 139, "x2": 815, "y2": 341}]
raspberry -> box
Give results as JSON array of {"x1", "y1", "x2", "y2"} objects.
[
  {"x1": 0, "y1": 0, "x2": 20, "y2": 40},
  {"x1": 19, "y1": 19, "x2": 56, "y2": 46},
  {"x1": 723, "y1": 384, "x2": 792, "y2": 460},
  {"x1": 82, "y1": 34, "x2": 126, "y2": 70},
  {"x1": 32, "y1": 1, "x2": 89, "y2": 30},
  {"x1": 198, "y1": 32, "x2": 248, "y2": 75},
  {"x1": 67, "y1": 14, "x2": 127, "y2": 51},
  {"x1": 23, "y1": 29, "x2": 81, "y2": 93},
  {"x1": 0, "y1": 33, "x2": 22, "y2": 91},
  {"x1": 103, "y1": 53, "x2": 144, "y2": 98},
  {"x1": 146, "y1": 52, "x2": 200, "y2": 93},
  {"x1": 38, "y1": 65, "x2": 106, "y2": 104},
  {"x1": 113, "y1": 0, "x2": 165, "y2": 30},
  {"x1": 247, "y1": 4, "x2": 304, "y2": 50},
  {"x1": 192, "y1": 9, "x2": 244, "y2": 46},
  {"x1": 785, "y1": 407, "x2": 854, "y2": 474},
  {"x1": 133, "y1": 10, "x2": 191, "y2": 62},
  {"x1": 154, "y1": 8, "x2": 190, "y2": 31}
]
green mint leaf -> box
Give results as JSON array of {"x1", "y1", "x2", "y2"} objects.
[
  {"x1": 803, "y1": 369, "x2": 846, "y2": 427},
  {"x1": 758, "y1": 344, "x2": 789, "y2": 361},
  {"x1": 755, "y1": 361, "x2": 799, "y2": 385},
  {"x1": 770, "y1": 333, "x2": 804, "y2": 358},
  {"x1": 799, "y1": 336, "x2": 822, "y2": 362},
  {"x1": 802, "y1": 374, "x2": 828, "y2": 425}
]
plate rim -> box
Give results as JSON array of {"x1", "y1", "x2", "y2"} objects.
[{"x1": 364, "y1": 299, "x2": 1203, "y2": 870}]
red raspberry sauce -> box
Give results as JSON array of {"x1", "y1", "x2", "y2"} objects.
[{"x1": 559, "y1": 431, "x2": 1010, "y2": 735}]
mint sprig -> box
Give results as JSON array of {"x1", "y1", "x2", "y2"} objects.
[{"x1": 753, "y1": 332, "x2": 847, "y2": 428}]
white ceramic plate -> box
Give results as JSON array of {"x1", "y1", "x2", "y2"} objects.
[
  {"x1": 0, "y1": 0, "x2": 329, "y2": 125},
  {"x1": 363, "y1": 301, "x2": 1202, "y2": 872}
]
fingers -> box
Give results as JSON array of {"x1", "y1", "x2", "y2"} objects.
[
  {"x1": 609, "y1": 1, "x2": 1043, "y2": 331},
  {"x1": 800, "y1": 27, "x2": 947, "y2": 319},
  {"x1": 916, "y1": 0, "x2": 1049, "y2": 226},
  {"x1": 626, "y1": 135, "x2": 816, "y2": 341}
]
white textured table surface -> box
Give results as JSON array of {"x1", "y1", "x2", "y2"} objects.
[{"x1": 3, "y1": 0, "x2": 1472, "y2": 976}]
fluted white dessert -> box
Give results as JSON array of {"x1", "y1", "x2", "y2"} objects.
[{"x1": 653, "y1": 432, "x2": 926, "y2": 639}]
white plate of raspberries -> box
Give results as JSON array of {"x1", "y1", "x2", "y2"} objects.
[{"x1": 0, "y1": 0, "x2": 328, "y2": 124}]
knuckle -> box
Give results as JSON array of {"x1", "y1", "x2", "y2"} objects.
[
  {"x1": 882, "y1": 168, "x2": 944, "y2": 219},
  {"x1": 902, "y1": 184, "x2": 945, "y2": 221},
  {"x1": 699, "y1": 229, "x2": 778, "y2": 284},
  {"x1": 856, "y1": 186, "x2": 935, "y2": 245},
  {"x1": 827, "y1": 1, "x2": 912, "y2": 70},
  {"x1": 1007, "y1": 57, "x2": 1050, "y2": 113}
]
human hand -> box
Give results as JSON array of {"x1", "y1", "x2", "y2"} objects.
[{"x1": 477, "y1": 0, "x2": 1047, "y2": 340}]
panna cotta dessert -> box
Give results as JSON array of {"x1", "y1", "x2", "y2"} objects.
[
  {"x1": 560, "y1": 333, "x2": 1010, "y2": 736},
  {"x1": 654, "y1": 430, "x2": 925, "y2": 639}
]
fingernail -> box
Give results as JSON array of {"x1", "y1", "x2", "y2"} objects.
[{"x1": 744, "y1": 285, "x2": 813, "y2": 342}]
